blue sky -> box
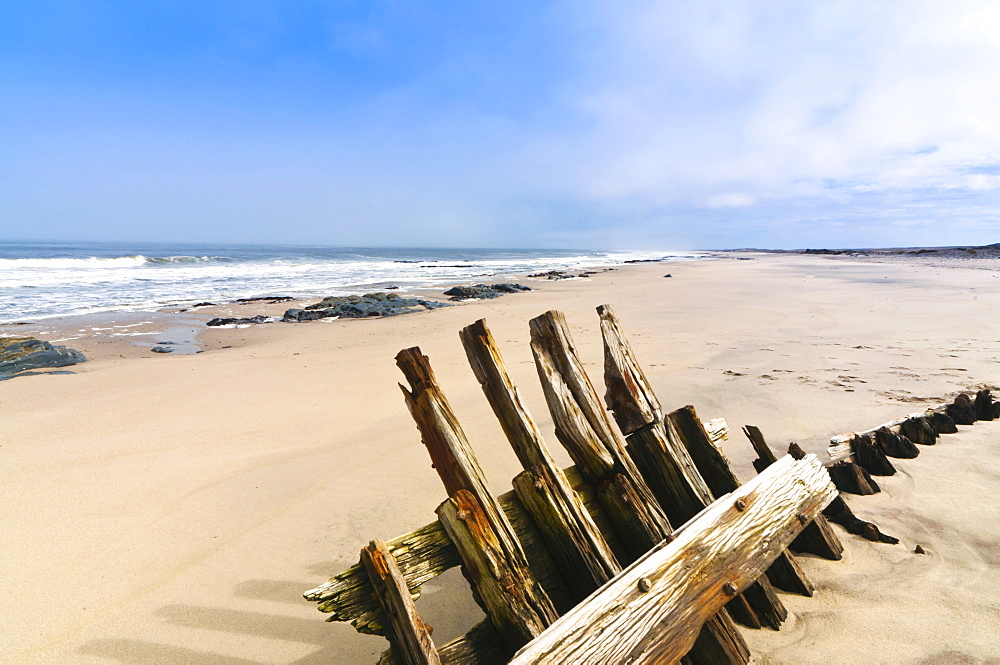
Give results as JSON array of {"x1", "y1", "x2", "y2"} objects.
[{"x1": 2, "y1": 1, "x2": 1000, "y2": 249}]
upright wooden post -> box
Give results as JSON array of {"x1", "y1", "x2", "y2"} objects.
[
  {"x1": 597, "y1": 305, "x2": 798, "y2": 622},
  {"x1": 742, "y1": 428, "x2": 844, "y2": 561},
  {"x1": 529, "y1": 310, "x2": 672, "y2": 558},
  {"x1": 531, "y1": 309, "x2": 750, "y2": 664},
  {"x1": 360, "y1": 539, "x2": 443, "y2": 665},
  {"x1": 396, "y1": 348, "x2": 559, "y2": 653},
  {"x1": 460, "y1": 319, "x2": 621, "y2": 603}
]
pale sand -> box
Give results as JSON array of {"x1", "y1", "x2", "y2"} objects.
[{"x1": 3, "y1": 254, "x2": 999, "y2": 664}]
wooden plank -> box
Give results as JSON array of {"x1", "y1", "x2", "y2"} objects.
[
  {"x1": 460, "y1": 319, "x2": 621, "y2": 599},
  {"x1": 379, "y1": 621, "x2": 507, "y2": 665},
  {"x1": 666, "y1": 405, "x2": 741, "y2": 501},
  {"x1": 396, "y1": 347, "x2": 559, "y2": 649},
  {"x1": 828, "y1": 403, "x2": 949, "y2": 460},
  {"x1": 744, "y1": 430, "x2": 843, "y2": 563},
  {"x1": 597, "y1": 307, "x2": 783, "y2": 634},
  {"x1": 597, "y1": 303, "x2": 662, "y2": 435},
  {"x1": 306, "y1": 521, "x2": 459, "y2": 635},
  {"x1": 437, "y1": 490, "x2": 557, "y2": 654},
  {"x1": 361, "y1": 539, "x2": 442, "y2": 665},
  {"x1": 508, "y1": 454, "x2": 838, "y2": 665},
  {"x1": 529, "y1": 310, "x2": 672, "y2": 557}
]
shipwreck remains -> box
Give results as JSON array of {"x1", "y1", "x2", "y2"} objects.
[{"x1": 304, "y1": 305, "x2": 997, "y2": 664}]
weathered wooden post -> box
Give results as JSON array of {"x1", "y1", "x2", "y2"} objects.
[
  {"x1": 397, "y1": 347, "x2": 559, "y2": 653},
  {"x1": 598, "y1": 305, "x2": 807, "y2": 616},
  {"x1": 531, "y1": 310, "x2": 751, "y2": 665},
  {"x1": 743, "y1": 426, "x2": 844, "y2": 560},
  {"x1": 509, "y1": 453, "x2": 839, "y2": 665},
  {"x1": 360, "y1": 539, "x2": 443, "y2": 665},
  {"x1": 460, "y1": 319, "x2": 621, "y2": 605}
]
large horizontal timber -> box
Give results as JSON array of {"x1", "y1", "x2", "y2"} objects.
[
  {"x1": 509, "y1": 453, "x2": 839, "y2": 665},
  {"x1": 597, "y1": 304, "x2": 805, "y2": 622},
  {"x1": 532, "y1": 309, "x2": 750, "y2": 665}
]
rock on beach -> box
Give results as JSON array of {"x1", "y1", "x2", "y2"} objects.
[
  {"x1": 0, "y1": 337, "x2": 87, "y2": 378},
  {"x1": 283, "y1": 292, "x2": 450, "y2": 322}
]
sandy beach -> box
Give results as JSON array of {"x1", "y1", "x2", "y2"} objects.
[{"x1": 4, "y1": 252, "x2": 1000, "y2": 664}]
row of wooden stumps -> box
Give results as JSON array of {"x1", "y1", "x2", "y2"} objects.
[
  {"x1": 305, "y1": 306, "x2": 845, "y2": 664},
  {"x1": 819, "y1": 389, "x2": 1000, "y2": 542}
]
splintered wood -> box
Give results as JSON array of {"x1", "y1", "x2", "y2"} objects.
[
  {"x1": 305, "y1": 305, "x2": 851, "y2": 665},
  {"x1": 508, "y1": 454, "x2": 837, "y2": 665}
]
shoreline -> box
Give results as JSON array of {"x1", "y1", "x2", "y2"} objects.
[{"x1": 0, "y1": 258, "x2": 678, "y2": 366}]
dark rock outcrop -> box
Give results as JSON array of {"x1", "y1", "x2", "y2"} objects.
[
  {"x1": 206, "y1": 315, "x2": 274, "y2": 327},
  {"x1": 443, "y1": 283, "x2": 531, "y2": 300},
  {"x1": 284, "y1": 293, "x2": 451, "y2": 322},
  {"x1": 0, "y1": 337, "x2": 87, "y2": 377}
]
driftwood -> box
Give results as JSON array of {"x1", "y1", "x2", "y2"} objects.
[
  {"x1": 874, "y1": 426, "x2": 919, "y2": 459},
  {"x1": 900, "y1": 416, "x2": 937, "y2": 445},
  {"x1": 397, "y1": 348, "x2": 559, "y2": 651},
  {"x1": 508, "y1": 454, "x2": 838, "y2": 665},
  {"x1": 974, "y1": 389, "x2": 995, "y2": 421},
  {"x1": 946, "y1": 393, "x2": 976, "y2": 426},
  {"x1": 827, "y1": 461, "x2": 880, "y2": 495},
  {"x1": 360, "y1": 539, "x2": 442, "y2": 665},
  {"x1": 851, "y1": 433, "x2": 897, "y2": 476},
  {"x1": 461, "y1": 319, "x2": 620, "y2": 603}
]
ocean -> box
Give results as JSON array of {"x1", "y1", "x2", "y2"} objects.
[{"x1": 0, "y1": 241, "x2": 704, "y2": 323}]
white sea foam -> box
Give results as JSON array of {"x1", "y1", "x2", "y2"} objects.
[{"x1": 0, "y1": 245, "x2": 710, "y2": 323}]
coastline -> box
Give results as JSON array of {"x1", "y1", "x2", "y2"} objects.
[{"x1": 3, "y1": 253, "x2": 999, "y2": 663}]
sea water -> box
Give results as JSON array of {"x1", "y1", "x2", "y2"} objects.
[{"x1": 0, "y1": 241, "x2": 705, "y2": 323}]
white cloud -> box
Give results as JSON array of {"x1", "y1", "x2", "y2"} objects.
[{"x1": 542, "y1": 0, "x2": 1000, "y2": 208}]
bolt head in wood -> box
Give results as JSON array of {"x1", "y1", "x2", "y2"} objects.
[
  {"x1": 533, "y1": 479, "x2": 544, "y2": 490},
  {"x1": 637, "y1": 577, "x2": 652, "y2": 593},
  {"x1": 723, "y1": 582, "x2": 738, "y2": 596},
  {"x1": 456, "y1": 510, "x2": 470, "y2": 521},
  {"x1": 797, "y1": 513, "x2": 808, "y2": 525},
  {"x1": 734, "y1": 498, "x2": 747, "y2": 511}
]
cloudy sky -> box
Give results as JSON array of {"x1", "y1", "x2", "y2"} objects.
[{"x1": 3, "y1": 1, "x2": 1000, "y2": 249}]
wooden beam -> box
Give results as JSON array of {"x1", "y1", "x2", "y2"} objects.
[
  {"x1": 437, "y1": 490, "x2": 557, "y2": 654},
  {"x1": 597, "y1": 303, "x2": 662, "y2": 435},
  {"x1": 460, "y1": 319, "x2": 621, "y2": 600},
  {"x1": 529, "y1": 310, "x2": 672, "y2": 558},
  {"x1": 306, "y1": 521, "x2": 460, "y2": 636},
  {"x1": 597, "y1": 307, "x2": 788, "y2": 631},
  {"x1": 509, "y1": 454, "x2": 838, "y2": 665},
  {"x1": 361, "y1": 539, "x2": 442, "y2": 665},
  {"x1": 537, "y1": 309, "x2": 749, "y2": 661},
  {"x1": 396, "y1": 347, "x2": 559, "y2": 650}
]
